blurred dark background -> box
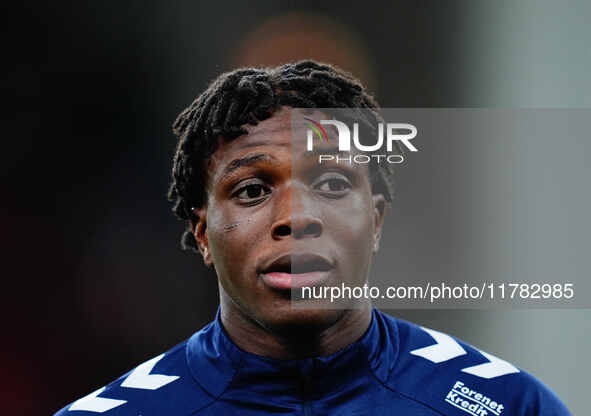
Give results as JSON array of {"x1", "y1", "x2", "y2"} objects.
[{"x1": 4, "y1": 0, "x2": 590, "y2": 414}]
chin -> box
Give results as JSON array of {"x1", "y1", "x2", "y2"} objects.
[{"x1": 257, "y1": 301, "x2": 348, "y2": 335}]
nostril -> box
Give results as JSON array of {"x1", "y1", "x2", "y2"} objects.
[
  {"x1": 274, "y1": 224, "x2": 291, "y2": 238},
  {"x1": 301, "y1": 222, "x2": 322, "y2": 238}
]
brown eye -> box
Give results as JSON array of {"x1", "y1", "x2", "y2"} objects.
[
  {"x1": 314, "y1": 173, "x2": 352, "y2": 197},
  {"x1": 240, "y1": 184, "x2": 264, "y2": 199},
  {"x1": 233, "y1": 182, "x2": 271, "y2": 203},
  {"x1": 318, "y1": 179, "x2": 349, "y2": 192}
]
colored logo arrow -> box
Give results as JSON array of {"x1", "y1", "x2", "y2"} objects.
[
  {"x1": 68, "y1": 353, "x2": 180, "y2": 413},
  {"x1": 69, "y1": 387, "x2": 126, "y2": 413},
  {"x1": 411, "y1": 327, "x2": 467, "y2": 363},
  {"x1": 120, "y1": 353, "x2": 180, "y2": 390},
  {"x1": 461, "y1": 350, "x2": 520, "y2": 379}
]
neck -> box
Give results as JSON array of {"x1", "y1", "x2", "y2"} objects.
[{"x1": 219, "y1": 291, "x2": 373, "y2": 360}]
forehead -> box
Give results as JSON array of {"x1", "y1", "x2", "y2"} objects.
[
  {"x1": 205, "y1": 107, "x2": 370, "y2": 190},
  {"x1": 240, "y1": 106, "x2": 294, "y2": 147},
  {"x1": 221, "y1": 107, "x2": 329, "y2": 149},
  {"x1": 208, "y1": 107, "x2": 329, "y2": 167}
]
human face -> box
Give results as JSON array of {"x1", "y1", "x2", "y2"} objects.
[{"x1": 193, "y1": 107, "x2": 385, "y2": 332}]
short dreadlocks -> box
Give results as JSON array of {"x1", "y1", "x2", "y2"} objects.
[{"x1": 169, "y1": 60, "x2": 396, "y2": 252}]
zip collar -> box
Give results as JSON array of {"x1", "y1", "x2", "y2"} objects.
[{"x1": 185, "y1": 307, "x2": 399, "y2": 399}]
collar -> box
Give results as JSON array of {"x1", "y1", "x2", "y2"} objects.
[{"x1": 185, "y1": 307, "x2": 399, "y2": 399}]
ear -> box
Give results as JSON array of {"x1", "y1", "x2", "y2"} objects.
[
  {"x1": 191, "y1": 208, "x2": 213, "y2": 267},
  {"x1": 371, "y1": 194, "x2": 387, "y2": 254}
]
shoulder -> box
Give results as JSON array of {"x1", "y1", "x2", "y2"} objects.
[
  {"x1": 54, "y1": 336, "x2": 214, "y2": 416},
  {"x1": 376, "y1": 310, "x2": 571, "y2": 416}
]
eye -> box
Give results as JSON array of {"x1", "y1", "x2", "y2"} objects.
[
  {"x1": 313, "y1": 173, "x2": 352, "y2": 197},
  {"x1": 232, "y1": 180, "x2": 271, "y2": 204}
]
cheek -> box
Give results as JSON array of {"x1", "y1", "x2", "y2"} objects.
[
  {"x1": 206, "y1": 204, "x2": 267, "y2": 279},
  {"x1": 322, "y1": 193, "x2": 375, "y2": 284},
  {"x1": 325, "y1": 193, "x2": 375, "y2": 248}
]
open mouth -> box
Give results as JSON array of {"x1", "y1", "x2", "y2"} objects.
[
  {"x1": 259, "y1": 253, "x2": 334, "y2": 290},
  {"x1": 262, "y1": 253, "x2": 333, "y2": 274}
]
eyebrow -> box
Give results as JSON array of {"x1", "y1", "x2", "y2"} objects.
[{"x1": 219, "y1": 153, "x2": 278, "y2": 181}]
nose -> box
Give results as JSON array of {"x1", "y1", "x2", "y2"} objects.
[{"x1": 271, "y1": 182, "x2": 324, "y2": 240}]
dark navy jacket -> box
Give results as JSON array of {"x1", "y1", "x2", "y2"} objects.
[{"x1": 56, "y1": 308, "x2": 570, "y2": 415}]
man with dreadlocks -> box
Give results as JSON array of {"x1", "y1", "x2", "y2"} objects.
[{"x1": 56, "y1": 61, "x2": 569, "y2": 415}]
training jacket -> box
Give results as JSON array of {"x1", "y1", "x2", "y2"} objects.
[{"x1": 56, "y1": 308, "x2": 570, "y2": 415}]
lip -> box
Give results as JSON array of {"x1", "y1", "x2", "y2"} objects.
[{"x1": 258, "y1": 253, "x2": 334, "y2": 290}]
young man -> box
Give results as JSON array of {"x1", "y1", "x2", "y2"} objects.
[{"x1": 56, "y1": 61, "x2": 570, "y2": 415}]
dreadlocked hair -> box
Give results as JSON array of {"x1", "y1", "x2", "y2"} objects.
[{"x1": 169, "y1": 60, "x2": 397, "y2": 252}]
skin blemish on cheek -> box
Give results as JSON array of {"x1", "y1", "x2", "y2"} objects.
[
  {"x1": 223, "y1": 222, "x2": 241, "y2": 232},
  {"x1": 221, "y1": 218, "x2": 253, "y2": 232}
]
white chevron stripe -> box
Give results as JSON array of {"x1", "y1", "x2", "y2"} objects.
[
  {"x1": 461, "y1": 350, "x2": 520, "y2": 379},
  {"x1": 411, "y1": 327, "x2": 467, "y2": 363},
  {"x1": 120, "y1": 353, "x2": 180, "y2": 390},
  {"x1": 68, "y1": 387, "x2": 126, "y2": 413}
]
